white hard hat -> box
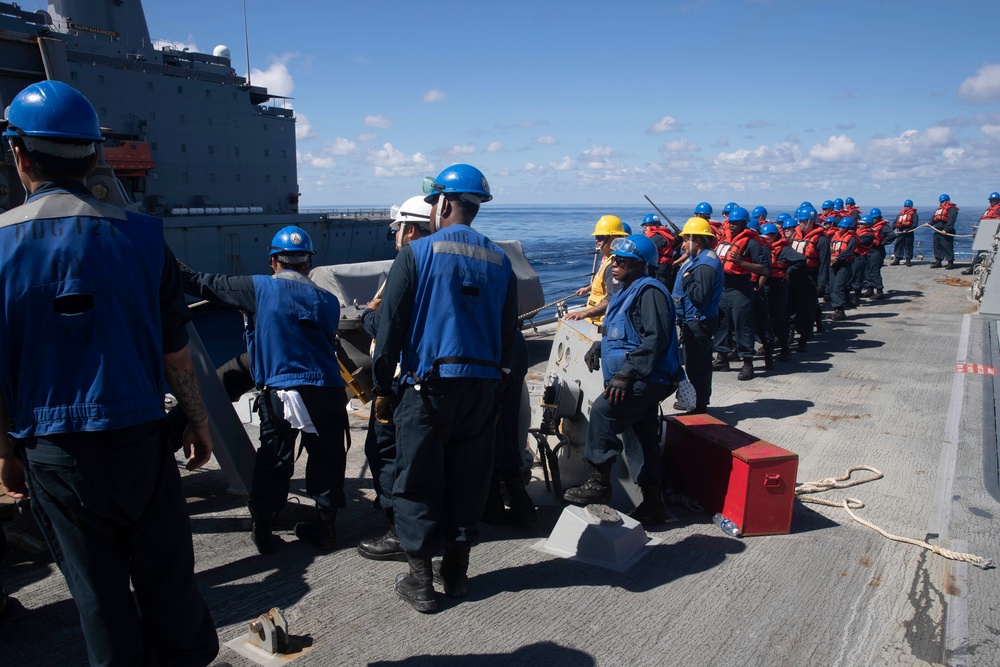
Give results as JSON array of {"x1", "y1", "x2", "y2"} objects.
[{"x1": 391, "y1": 195, "x2": 432, "y2": 231}]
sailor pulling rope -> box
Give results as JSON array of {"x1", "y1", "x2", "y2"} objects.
[{"x1": 796, "y1": 466, "x2": 994, "y2": 570}]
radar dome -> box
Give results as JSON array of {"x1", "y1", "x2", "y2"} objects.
[{"x1": 213, "y1": 45, "x2": 231, "y2": 60}]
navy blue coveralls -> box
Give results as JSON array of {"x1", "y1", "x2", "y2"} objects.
[
  {"x1": 361, "y1": 306, "x2": 397, "y2": 509},
  {"x1": 0, "y1": 182, "x2": 218, "y2": 666},
  {"x1": 183, "y1": 270, "x2": 349, "y2": 516},
  {"x1": 372, "y1": 225, "x2": 518, "y2": 558},
  {"x1": 671, "y1": 250, "x2": 723, "y2": 410},
  {"x1": 714, "y1": 234, "x2": 771, "y2": 361},
  {"x1": 588, "y1": 276, "x2": 681, "y2": 485}
]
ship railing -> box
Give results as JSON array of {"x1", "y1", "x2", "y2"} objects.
[{"x1": 299, "y1": 207, "x2": 392, "y2": 218}]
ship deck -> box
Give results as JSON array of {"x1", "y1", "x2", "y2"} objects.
[{"x1": 3, "y1": 259, "x2": 1000, "y2": 666}]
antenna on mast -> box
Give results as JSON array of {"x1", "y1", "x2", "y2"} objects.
[{"x1": 243, "y1": 0, "x2": 251, "y2": 86}]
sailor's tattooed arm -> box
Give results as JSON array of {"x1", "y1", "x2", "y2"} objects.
[{"x1": 163, "y1": 345, "x2": 214, "y2": 470}]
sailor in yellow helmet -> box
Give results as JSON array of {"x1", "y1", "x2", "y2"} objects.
[{"x1": 564, "y1": 215, "x2": 629, "y2": 325}]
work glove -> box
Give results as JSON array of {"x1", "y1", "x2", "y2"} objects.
[
  {"x1": 584, "y1": 341, "x2": 601, "y2": 373},
  {"x1": 604, "y1": 373, "x2": 634, "y2": 406},
  {"x1": 373, "y1": 392, "x2": 398, "y2": 425}
]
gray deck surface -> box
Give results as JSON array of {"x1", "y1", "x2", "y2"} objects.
[{"x1": 3, "y1": 259, "x2": 1000, "y2": 667}]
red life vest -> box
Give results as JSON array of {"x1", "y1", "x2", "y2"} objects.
[
  {"x1": 766, "y1": 238, "x2": 792, "y2": 279},
  {"x1": 845, "y1": 204, "x2": 861, "y2": 221},
  {"x1": 716, "y1": 229, "x2": 756, "y2": 275},
  {"x1": 983, "y1": 203, "x2": 1000, "y2": 220},
  {"x1": 895, "y1": 208, "x2": 916, "y2": 230},
  {"x1": 871, "y1": 220, "x2": 888, "y2": 247},
  {"x1": 831, "y1": 229, "x2": 855, "y2": 262},
  {"x1": 708, "y1": 221, "x2": 723, "y2": 249},
  {"x1": 855, "y1": 227, "x2": 876, "y2": 256},
  {"x1": 791, "y1": 227, "x2": 824, "y2": 268},
  {"x1": 932, "y1": 201, "x2": 958, "y2": 222},
  {"x1": 645, "y1": 226, "x2": 675, "y2": 266}
]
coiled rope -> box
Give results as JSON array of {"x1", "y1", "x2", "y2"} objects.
[{"x1": 796, "y1": 465, "x2": 994, "y2": 570}]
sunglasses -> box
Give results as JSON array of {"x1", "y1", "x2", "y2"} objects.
[{"x1": 610, "y1": 255, "x2": 634, "y2": 266}]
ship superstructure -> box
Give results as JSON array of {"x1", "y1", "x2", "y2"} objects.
[{"x1": 0, "y1": 0, "x2": 394, "y2": 274}]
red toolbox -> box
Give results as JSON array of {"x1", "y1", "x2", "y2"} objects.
[{"x1": 663, "y1": 413, "x2": 798, "y2": 536}]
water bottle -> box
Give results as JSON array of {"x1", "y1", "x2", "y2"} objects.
[{"x1": 712, "y1": 513, "x2": 741, "y2": 537}]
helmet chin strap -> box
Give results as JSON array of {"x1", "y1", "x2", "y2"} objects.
[{"x1": 432, "y1": 198, "x2": 443, "y2": 232}]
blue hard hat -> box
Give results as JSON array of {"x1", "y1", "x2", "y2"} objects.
[
  {"x1": 904, "y1": 199, "x2": 913, "y2": 207},
  {"x1": 422, "y1": 163, "x2": 492, "y2": 204},
  {"x1": 939, "y1": 194, "x2": 950, "y2": 202},
  {"x1": 782, "y1": 218, "x2": 800, "y2": 229},
  {"x1": 776, "y1": 212, "x2": 791, "y2": 224},
  {"x1": 751, "y1": 205, "x2": 768, "y2": 219},
  {"x1": 269, "y1": 225, "x2": 315, "y2": 258},
  {"x1": 3, "y1": 80, "x2": 104, "y2": 144},
  {"x1": 723, "y1": 201, "x2": 739, "y2": 214},
  {"x1": 824, "y1": 216, "x2": 839, "y2": 225},
  {"x1": 747, "y1": 218, "x2": 761, "y2": 232},
  {"x1": 800, "y1": 201, "x2": 814, "y2": 209},
  {"x1": 795, "y1": 209, "x2": 812, "y2": 222},
  {"x1": 837, "y1": 217, "x2": 855, "y2": 229},
  {"x1": 821, "y1": 200, "x2": 834, "y2": 210},
  {"x1": 859, "y1": 215, "x2": 873, "y2": 225},
  {"x1": 642, "y1": 213, "x2": 660, "y2": 226},
  {"x1": 760, "y1": 223, "x2": 779, "y2": 236},
  {"x1": 833, "y1": 198, "x2": 844, "y2": 210},
  {"x1": 729, "y1": 206, "x2": 750, "y2": 223},
  {"x1": 622, "y1": 222, "x2": 632, "y2": 235},
  {"x1": 846, "y1": 197, "x2": 856, "y2": 205},
  {"x1": 694, "y1": 202, "x2": 713, "y2": 216},
  {"x1": 990, "y1": 192, "x2": 1000, "y2": 200},
  {"x1": 610, "y1": 234, "x2": 658, "y2": 267},
  {"x1": 869, "y1": 207, "x2": 882, "y2": 218}
]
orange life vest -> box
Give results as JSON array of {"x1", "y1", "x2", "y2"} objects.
[
  {"x1": 855, "y1": 226, "x2": 876, "y2": 256},
  {"x1": 716, "y1": 229, "x2": 756, "y2": 275},
  {"x1": 895, "y1": 208, "x2": 916, "y2": 230},
  {"x1": 871, "y1": 220, "x2": 888, "y2": 247},
  {"x1": 831, "y1": 229, "x2": 855, "y2": 262},
  {"x1": 766, "y1": 238, "x2": 792, "y2": 280},
  {"x1": 983, "y1": 203, "x2": 1000, "y2": 220},
  {"x1": 645, "y1": 226, "x2": 675, "y2": 266},
  {"x1": 791, "y1": 226, "x2": 824, "y2": 268},
  {"x1": 932, "y1": 201, "x2": 958, "y2": 223}
]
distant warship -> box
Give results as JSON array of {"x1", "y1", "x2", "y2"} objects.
[{"x1": 0, "y1": 0, "x2": 395, "y2": 274}]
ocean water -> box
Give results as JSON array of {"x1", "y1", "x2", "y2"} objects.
[
  {"x1": 472, "y1": 204, "x2": 984, "y2": 321},
  {"x1": 194, "y1": 203, "x2": 985, "y2": 365}
]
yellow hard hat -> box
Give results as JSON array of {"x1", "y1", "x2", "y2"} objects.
[
  {"x1": 680, "y1": 217, "x2": 714, "y2": 237},
  {"x1": 592, "y1": 215, "x2": 627, "y2": 237}
]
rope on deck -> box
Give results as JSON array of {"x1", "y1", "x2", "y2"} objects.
[
  {"x1": 920, "y1": 222, "x2": 976, "y2": 238},
  {"x1": 796, "y1": 465, "x2": 994, "y2": 570},
  {"x1": 519, "y1": 293, "x2": 578, "y2": 320}
]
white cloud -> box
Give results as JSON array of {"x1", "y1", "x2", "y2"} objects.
[
  {"x1": 713, "y1": 142, "x2": 800, "y2": 173},
  {"x1": 358, "y1": 133, "x2": 378, "y2": 142},
  {"x1": 808, "y1": 135, "x2": 857, "y2": 162},
  {"x1": 447, "y1": 144, "x2": 476, "y2": 156},
  {"x1": 371, "y1": 142, "x2": 431, "y2": 178},
  {"x1": 523, "y1": 163, "x2": 548, "y2": 176},
  {"x1": 959, "y1": 63, "x2": 1000, "y2": 104},
  {"x1": 647, "y1": 115, "x2": 682, "y2": 134},
  {"x1": 298, "y1": 151, "x2": 336, "y2": 169},
  {"x1": 295, "y1": 113, "x2": 317, "y2": 140},
  {"x1": 550, "y1": 157, "x2": 577, "y2": 171},
  {"x1": 485, "y1": 141, "x2": 504, "y2": 153},
  {"x1": 582, "y1": 145, "x2": 615, "y2": 158},
  {"x1": 325, "y1": 137, "x2": 358, "y2": 156},
  {"x1": 867, "y1": 127, "x2": 955, "y2": 163},
  {"x1": 535, "y1": 135, "x2": 558, "y2": 145},
  {"x1": 364, "y1": 115, "x2": 392, "y2": 128},
  {"x1": 249, "y1": 53, "x2": 299, "y2": 98},
  {"x1": 663, "y1": 138, "x2": 698, "y2": 153},
  {"x1": 421, "y1": 89, "x2": 446, "y2": 103}
]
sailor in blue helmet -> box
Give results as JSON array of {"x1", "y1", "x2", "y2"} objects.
[
  {"x1": 371, "y1": 164, "x2": 517, "y2": 612},
  {"x1": 930, "y1": 194, "x2": 959, "y2": 269},
  {"x1": 564, "y1": 234, "x2": 682, "y2": 524},
  {"x1": 640, "y1": 212, "x2": 677, "y2": 289},
  {"x1": 694, "y1": 201, "x2": 713, "y2": 220},
  {"x1": 0, "y1": 81, "x2": 219, "y2": 664},
  {"x1": 964, "y1": 193, "x2": 1000, "y2": 274},
  {"x1": 183, "y1": 225, "x2": 350, "y2": 554},
  {"x1": 829, "y1": 217, "x2": 858, "y2": 320},
  {"x1": 890, "y1": 199, "x2": 917, "y2": 266}
]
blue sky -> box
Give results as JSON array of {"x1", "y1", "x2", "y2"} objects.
[{"x1": 35, "y1": 0, "x2": 1000, "y2": 208}]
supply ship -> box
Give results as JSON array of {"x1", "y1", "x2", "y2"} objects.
[{"x1": 0, "y1": 0, "x2": 394, "y2": 274}]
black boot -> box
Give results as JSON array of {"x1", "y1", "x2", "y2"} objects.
[
  {"x1": 504, "y1": 475, "x2": 537, "y2": 527},
  {"x1": 396, "y1": 555, "x2": 437, "y2": 613},
  {"x1": 479, "y1": 477, "x2": 506, "y2": 525},
  {"x1": 931, "y1": 259, "x2": 942, "y2": 268},
  {"x1": 832, "y1": 307, "x2": 846, "y2": 321},
  {"x1": 711, "y1": 352, "x2": 730, "y2": 372},
  {"x1": 357, "y1": 510, "x2": 406, "y2": 561},
  {"x1": 563, "y1": 461, "x2": 612, "y2": 505},
  {"x1": 873, "y1": 289, "x2": 885, "y2": 300},
  {"x1": 629, "y1": 484, "x2": 667, "y2": 526},
  {"x1": 778, "y1": 345, "x2": 791, "y2": 362},
  {"x1": 294, "y1": 509, "x2": 337, "y2": 551},
  {"x1": 763, "y1": 346, "x2": 774, "y2": 371},
  {"x1": 889, "y1": 258, "x2": 900, "y2": 266},
  {"x1": 796, "y1": 338, "x2": 807, "y2": 352},
  {"x1": 434, "y1": 542, "x2": 472, "y2": 599},
  {"x1": 727, "y1": 350, "x2": 740, "y2": 362},
  {"x1": 737, "y1": 359, "x2": 754, "y2": 381},
  {"x1": 861, "y1": 287, "x2": 874, "y2": 298},
  {"x1": 905, "y1": 258, "x2": 912, "y2": 266},
  {"x1": 250, "y1": 510, "x2": 277, "y2": 554},
  {"x1": 946, "y1": 261, "x2": 955, "y2": 270}
]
